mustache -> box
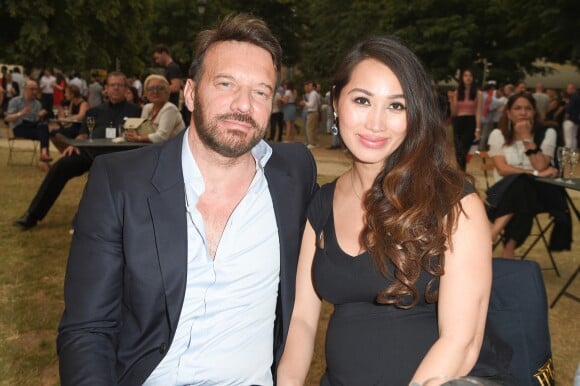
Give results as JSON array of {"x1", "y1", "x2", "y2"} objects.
[{"x1": 217, "y1": 113, "x2": 259, "y2": 129}]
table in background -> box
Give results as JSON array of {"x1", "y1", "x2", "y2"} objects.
[
  {"x1": 538, "y1": 178, "x2": 580, "y2": 309},
  {"x1": 537, "y1": 178, "x2": 580, "y2": 220},
  {"x1": 64, "y1": 138, "x2": 149, "y2": 153}
]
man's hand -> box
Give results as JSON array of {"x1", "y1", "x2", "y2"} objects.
[{"x1": 62, "y1": 146, "x2": 80, "y2": 157}]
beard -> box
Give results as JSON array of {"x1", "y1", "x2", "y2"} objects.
[{"x1": 193, "y1": 95, "x2": 266, "y2": 158}]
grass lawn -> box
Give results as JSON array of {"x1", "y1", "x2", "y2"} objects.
[{"x1": 0, "y1": 142, "x2": 578, "y2": 385}]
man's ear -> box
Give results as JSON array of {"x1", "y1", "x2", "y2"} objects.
[{"x1": 184, "y1": 79, "x2": 196, "y2": 112}]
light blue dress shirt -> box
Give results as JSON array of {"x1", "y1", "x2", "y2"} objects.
[{"x1": 144, "y1": 130, "x2": 280, "y2": 385}]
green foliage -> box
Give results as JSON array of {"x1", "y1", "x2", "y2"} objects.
[
  {"x1": 0, "y1": 0, "x2": 578, "y2": 86},
  {"x1": 0, "y1": 0, "x2": 153, "y2": 75}
]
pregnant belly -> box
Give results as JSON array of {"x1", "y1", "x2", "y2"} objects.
[{"x1": 324, "y1": 302, "x2": 438, "y2": 385}]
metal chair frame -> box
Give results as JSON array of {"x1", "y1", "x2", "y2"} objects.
[
  {"x1": 477, "y1": 151, "x2": 560, "y2": 276},
  {"x1": 7, "y1": 128, "x2": 40, "y2": 166}
]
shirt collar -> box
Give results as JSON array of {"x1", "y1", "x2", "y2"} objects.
[{"x1": 181, "y1": 127, "x2": 272, "y2": 196}]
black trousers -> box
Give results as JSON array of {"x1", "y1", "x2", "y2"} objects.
[
  {"x1": 13, "y1": 120, "x2": 50, "y2": 150},
  {"x1": 269, "y1": 112, "x2": 284, "y2": 141},
  {"x1": 27, "y1": 151, "x2": 94, "y2": 221},
  {"x1": 452, "y1": 115, "x2": 476, "y2": 171},
  {"x1": 41, "y1": 92, "x2": 53, "y2": 113}
]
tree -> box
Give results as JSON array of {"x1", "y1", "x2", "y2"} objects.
[
  {"x1": 296, "y1": 0, "x2": 388, "y2": 87},
  {"x1": 294, "y1": 0, "x2": 580, "y2": 88},
  {"x1": 0, "y1": 0, "x2": 153, "y2": 76}
]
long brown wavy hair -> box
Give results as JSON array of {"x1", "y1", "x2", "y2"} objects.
[{"x1": 331, "y1": 36, "x2": 472, "y2": 308}]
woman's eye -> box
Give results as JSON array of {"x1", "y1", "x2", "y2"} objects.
[
  {"x1": 353, "y1": 96, "x2": 370, "y2": 105},
  {"x1": 389, "y1": 102, "x2": 406, "y2": 111}
]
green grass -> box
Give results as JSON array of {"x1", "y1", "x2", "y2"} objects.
[
  {"x1": 0, "y1": 145, "x2": 578, "y2": 385},
  {"x1": 0, "y1": 152, "x2": 85, "y2": 385}
]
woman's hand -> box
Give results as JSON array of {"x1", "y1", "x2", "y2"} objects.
[
  {"x1": 538, "y1": 166, "x2": 558, "y2": 178},
  {"x1": 514, "y1": 120, "x2": 533, "y2": 137},
  {"x1": 124, "y1": 130, "x2": 139, "y2": 142}
]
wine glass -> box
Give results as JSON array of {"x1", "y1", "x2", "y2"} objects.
[
  {"x1": 556, "y1": 147, "x2": 570, "y2": 179},
  {"x1": 52, "y1": 106, "x2": 59, "y2": 120},
  {"x1": 569, "y1": 148, "x2": 579, "y2": 178},
  {"x1": 86, "y1": 116, "x2": 95, "y2": 142}
]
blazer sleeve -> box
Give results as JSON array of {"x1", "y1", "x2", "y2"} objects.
[{"x1": 57, "y1": 156, "x2": 124, "y2": 385}]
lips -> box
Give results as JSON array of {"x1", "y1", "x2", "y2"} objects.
[{"x1": 358, "y1": 134, "x2": 388, "y2": 148}]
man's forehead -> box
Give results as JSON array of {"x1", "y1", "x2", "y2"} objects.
[
  {"x1": 108, "y1": 76, "x2": 126, "y2": 84},
  {"x1": 203, "y1": 41, "x2": 276, "y2": 82}
]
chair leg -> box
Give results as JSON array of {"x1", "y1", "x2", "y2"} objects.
[
  {"x1": 550, "y1": 265, "x2": 580, "y2": 308},
  {"x1": 7, "y1": 138, "x2": 40, "y2": 166},
  {"x1": 7, "y1": 138, "x2": 14, "y2": 166},
  {"x1": 520, "y1": 217, "x2": 560, "y2": 277}
]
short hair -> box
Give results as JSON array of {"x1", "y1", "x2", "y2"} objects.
[
  {"x1": 188, "y1": 13, "x2": 282, "y2": 82},
  {"x1": 143, "y1": 74, "x2": 170, "y2": 92},
  {"x1": 106, "y1": 71, "x2": 127, "y2": 85},
  {"x1": 153, "y1": 44, "x2": 170, "y2": 55}
]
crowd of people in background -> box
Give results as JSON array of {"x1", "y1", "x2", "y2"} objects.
[
  {"x1": 2, "y1": 58, "x2": 579, "y2": 159},
  {"x1": 445, "y1": 76, "x2": 580, "y2": 166}
]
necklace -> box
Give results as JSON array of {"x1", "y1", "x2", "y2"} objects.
[{"x1": 351, "y1": 170, "x2": 362, "y2": 200}]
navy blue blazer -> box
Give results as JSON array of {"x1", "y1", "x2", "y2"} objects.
[{"x1": 57, "y1": 131, "x2": 318, "y2": 385}]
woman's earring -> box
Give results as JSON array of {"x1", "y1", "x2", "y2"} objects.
[
  {"x1": 330, "y1": 124, "x2": 339, "y2": 136},
  {"x1": 330, "y1": 111, "x2": 339, "y2": 135}
]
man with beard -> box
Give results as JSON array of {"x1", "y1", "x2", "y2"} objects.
[{"x1": 57, "y1": 13, "x2": 318, "y2": 386}]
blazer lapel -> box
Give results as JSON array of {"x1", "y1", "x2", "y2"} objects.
[
  {"x1": 148, "y1": 133, "x2": 188, "y2": 332},
  {"x1": 264, "y1": 151, "x2": 299, "y2": 335}
]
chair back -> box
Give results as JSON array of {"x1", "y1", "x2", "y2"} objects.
[
  {"x1": 476, "y1": 150, "x2": 495, "y2": 189},
  {"x1": 487, "y1": 258, "x2": 554, "y2": 386}
]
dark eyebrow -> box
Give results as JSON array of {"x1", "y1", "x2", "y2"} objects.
[{"x1": 347, "y1": 88, "x2": 405, "y2": 99}]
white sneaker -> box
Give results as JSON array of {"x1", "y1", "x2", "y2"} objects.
[{"x1": 306, "y1": 144, "x2": 318, "y2": 149}]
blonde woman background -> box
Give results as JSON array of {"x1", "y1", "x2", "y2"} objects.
[{"x1": 125, "y1": 74, "x2": 185, "y2": 143}]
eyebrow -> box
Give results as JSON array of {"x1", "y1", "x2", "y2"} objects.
[{"x1": 347, "y1": 88, "x2": 405, "y2": 99}]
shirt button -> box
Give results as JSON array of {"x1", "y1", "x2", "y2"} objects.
[{"x1": 159, "y1": 343, "x2": 167, "y2": 354}]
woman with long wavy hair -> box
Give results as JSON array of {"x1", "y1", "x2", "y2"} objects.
[{"x1": 277, "y1": 36, "x2": 514, "y2": 385}]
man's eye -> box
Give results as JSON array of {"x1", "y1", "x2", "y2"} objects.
[{"x1": 255, "y1": 89, "x2": 271, "y2": 99}]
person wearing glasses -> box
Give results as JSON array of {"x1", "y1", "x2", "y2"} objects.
[
  {"x1": 124, "y1": 74, "x2": 185, "y2": 143},
  {"x1": 13, "y1": 72, "x2": 141, "y2": 230},
  {"x1": 5, "y1": 80, "x2": 51, "y2": 167}
]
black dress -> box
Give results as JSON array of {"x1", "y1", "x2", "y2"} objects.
[{"x1": 308, "y1": 181, "x2": 514, "y2": 386}]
